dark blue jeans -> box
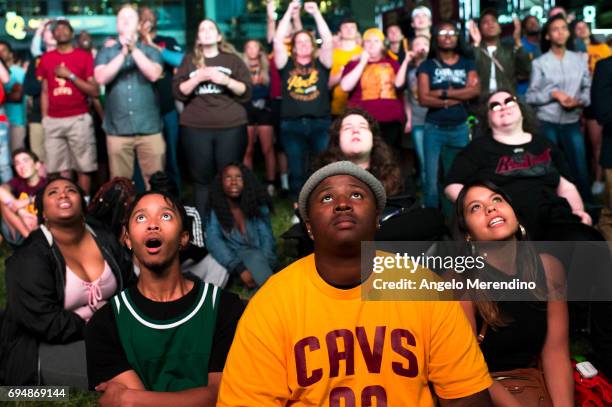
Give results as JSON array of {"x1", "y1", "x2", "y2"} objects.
[
  {"x1": 163, "y1": 110, "x2": 181, "y2": 191},
  {"x1": 280, "y1": 117, "x2": 331, "y2": 201},
  {"x1": 540, "y1": 121, "x2": 592, "y2": 202},
  {"x1": 423, "y1": 122, "x2": 469, "y2": 208}
]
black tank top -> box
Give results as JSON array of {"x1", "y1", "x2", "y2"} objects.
[{"x1": 475, "y1": 255, "x2": 548, "y2": 372}]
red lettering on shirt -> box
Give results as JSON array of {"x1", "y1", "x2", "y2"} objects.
[
  {"x1": 390, "y1": 329, "x2": 419, "y2": 377},
  {"x1": 495, "y1": 148, "x2": 552, "y2": 175},
  {"x1": 293, "y1": 326, "x2": 419, "y2": 388},
  {"x1": 294, "y1": 336, "x2": 323, "y2": 387},
  {"x1": 356, "y1": 326, "x2": 385, "y2": 373},
  {"x1": 326, "y1": 329, "x2": 355, "y2": 378}
]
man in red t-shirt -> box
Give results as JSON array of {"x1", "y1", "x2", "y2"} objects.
[{"x1": 37, "y1": 19, "x2": 99, "y2": 195}]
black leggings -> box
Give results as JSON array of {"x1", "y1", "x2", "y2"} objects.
[{"x1": 181, "y1": 125, "x2": 247, "y2": 218}]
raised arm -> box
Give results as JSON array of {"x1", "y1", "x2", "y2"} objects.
[
  {"x1": 394, "y1": 52, "x2": 413, "y2": 88},
  {"x1": 328, "y1": 69, "x2": 343, "y2": 87},
  {"x1": 304, "y1": 2, "x2": 333, "y2": 68},
  {"x1": 266, "y1": 0, "x2": 277, "y2": 44},
  {"x1": 292, "y1": 7, "x2": 303, "y2": 32},
  {"x1": 273, "y1": 1, "x2": 300, "y2": 70},
  {"x1": 340, "y1": 51, "x2": 369, "y2": 92},
  {"x1": 30, "y1": 25, "x2": 44, "y2": 58}
]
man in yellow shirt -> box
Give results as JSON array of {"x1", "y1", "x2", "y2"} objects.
[
  {"x1": 218, "y1": 161, "x2": 493, "y2": 406},
  {"x1": 330, "y1": 18, "x2": 362, "y2": 116}
]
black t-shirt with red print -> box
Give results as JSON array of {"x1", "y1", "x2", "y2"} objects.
[{"x1": 445, "y1": 134, "x2": 580, "y2": 238}]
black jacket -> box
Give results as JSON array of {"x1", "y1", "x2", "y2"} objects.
[
  {"x1": 0, "y1": 224, "x2": 135, "y2": 385},
  {"x1": 592, "y1": 56, "x2": 612, "y2": 168},
  {"x1": 468, "y1": 39, "x2": 532, "y2": 95}
]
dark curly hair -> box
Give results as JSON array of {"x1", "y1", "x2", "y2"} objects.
[
  {"x1": 209, "y1": 163, "x2": 273, "y2": 232},
  {"x1": 480, "y1": 89, "x2": 540, "y2": 137},
  {"x1": 316, "y1": 108, "x2": 403, "y2": 196}
]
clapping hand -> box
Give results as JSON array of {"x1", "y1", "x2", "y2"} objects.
[{"x1": 207, "y1": 68, "x2": 231, "y2": 86}]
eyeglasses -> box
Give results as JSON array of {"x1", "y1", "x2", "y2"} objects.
[
  {"x1": 437, "y1": 30, "x2": 458, "y2": 37},
  {"x1": 488, "y1": 96, "x2": 518, "y2": 112}
]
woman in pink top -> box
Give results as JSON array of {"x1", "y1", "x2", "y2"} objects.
[{"x1": 0, "y1": 177, "x2": 134, "y2": 387}]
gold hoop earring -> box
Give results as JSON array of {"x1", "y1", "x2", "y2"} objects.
[
  {"x1": 466, "y1": 235, "x2": 476, "y2": 256},
  {"x1": 518, "y1": 224, "x2": 527, "y2": 240}
]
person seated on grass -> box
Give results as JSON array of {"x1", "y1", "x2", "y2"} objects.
[
  {"x1": 205, "y1": 163, "x2": 276, "y2": 289},
  {"x1": 148, "y1": 171, "x2": 216, "y2": 286},
  {"x1": 218, "y1": 161, "x2": 493, "y2": 406},
  {"x1": 86, "y1": 191, "x2": 244, "y2": 407},
  {"x1": 0, "y1": 177, "x2": 134, "y2": 387},
  {"x1": 0, "y1": 148, "x2": 46, "y2": 245},
  {"x1": 455, "y1": 181, "x2": 572, "y2": 407}
]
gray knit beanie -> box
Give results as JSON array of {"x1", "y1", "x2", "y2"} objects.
[{"x1": 298, "y1": 161, "x2": 387, "y2": 220}]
